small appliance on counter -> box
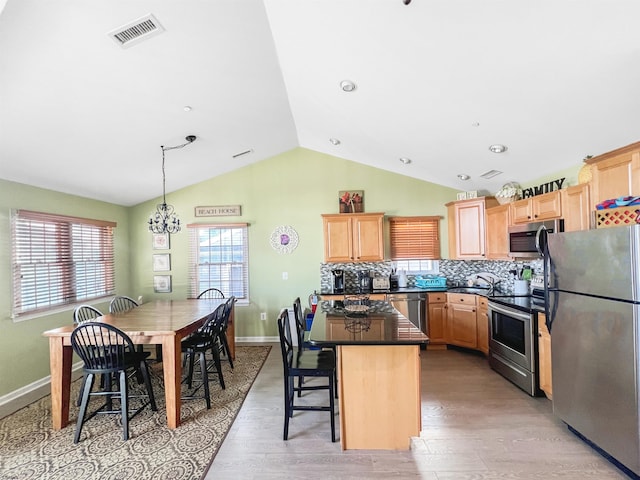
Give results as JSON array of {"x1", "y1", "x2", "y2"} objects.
[
  {"x1": 357, "y1": 270, "x2": 372, "y2": 293},
  {"x1": 389, "y1": 275, "x2": 399, "y2": 290},
  {"x1": 331, "y1": 269, "x2": 345, "y2": 294},
  {"x1": 372, "y1": 275, "x2": 391, "y2": 291}
]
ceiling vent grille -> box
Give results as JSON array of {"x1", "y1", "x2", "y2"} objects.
[
  {"x1": 480, "y1": 169, "x2": 503, "y2": 179},
  {"x1": 480, "y1": 170, "x2": 502, "y2": 179},
  {"x1": 108, "y1": 14, "x2": 164, "y2": 48}
]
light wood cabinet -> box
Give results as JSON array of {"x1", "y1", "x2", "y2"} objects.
[
  {"x1": 446, "y1": 293, "x2": 478, "y2": 349},
  {"x1": 510, "y1": 191, "x2": 562, "y2": 224},
  {"x1": 562, "y1": 183, "x2": 591, "y2": 232},
  {"x1": 587, "y1": 141, "x2": 640, "y2": 205},
  {"x1": 476, "y1": 296, "x2": 489, "y2": 355},
  {"x1": 426, "y1": 292, "x2": 446, "y2": 345},
  {"x1": 485, "y1": 204, "x2": 510, "y2": 260},
  {"x1": 322, "y1": 213, "x2": 384, "y2": 263},
  {"x1": 446, "y1": 197, "x2": 498, "y2": 260},
  {"x1": 537, "y1": 313, "x2": 552, "y2": 399}
]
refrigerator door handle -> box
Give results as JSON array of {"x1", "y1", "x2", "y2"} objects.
[{"x1": 535, "y1": 224, "x2": 547, "y2": 257}]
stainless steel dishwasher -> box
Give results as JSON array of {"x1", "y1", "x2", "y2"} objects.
[{"x1": 387, "y1": 292, "x2": 428, "y2": 334}]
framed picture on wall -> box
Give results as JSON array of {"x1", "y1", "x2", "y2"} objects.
[
  {"x1": 339, "y1": 190, "x2": 364, "y2": 213},
  {"x1": 153, "y1": 253, "x2": 171, "y2": 272},
  {"x1": 152, "y1": 233, "x2": 170, "y2": 250},
  {"x1": 154, "y1": 275, "x2": 172, "y2": 293}
]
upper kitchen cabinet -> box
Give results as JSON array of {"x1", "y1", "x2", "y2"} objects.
[
  {"x1": 446, "y1": 197, "x2": 498, "y2": 260},
  {"x1": 510, "y1": 190, "x2": 562, "y2": 224},
  {"x1": 562, "y1": 183, "x2": 591, "y2": 232},
  {"x1": 322, "y1": 213, "x2": 384, "y2": 263},
  {"x1": 485, "y1": 204, "x2": 510, "y2": 260},
  {"x1": 586, "y1": 141, "x2": 640, "y2": 205}
]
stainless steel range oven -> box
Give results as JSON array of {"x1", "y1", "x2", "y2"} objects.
[{"x1": 488, "y1": 299, "x2": 540, "y2": 396}]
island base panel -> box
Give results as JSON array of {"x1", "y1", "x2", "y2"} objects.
[{"x1": 338, "y1": 345, "x2": 422, "y2": 450}]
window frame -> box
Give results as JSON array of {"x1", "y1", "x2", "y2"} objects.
[
  {"x1": 187, "y1": 222, "x2": 250, "y2": 303},
  {"x1": 11, "y1": 209, "x2": 116, "y2": 320}
]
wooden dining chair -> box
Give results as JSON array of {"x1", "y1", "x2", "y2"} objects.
[
  {"x1": 71, "y1": 322, "x2": 157, "y2": 443},
  {"x1": 216, "y1": 296, "x2": 235, "y2": 369},
  {"x1": 74, "y1": 305, "x2": 103, "y2": 324},
  {"x1": 182, "y1": 304, "x2": 226, "y2": 409},
  {"x1": 293, "y1": 297, "x2": 337, "y2": 397},
  {"x1": 277, "y1": 309, "x2": 336, "y2": 442},
  {"x1": 109, "y1": 295, "x2": 162, "y2": 360},
  {"x1": 73, "y1": 305, "x2": 105, "y2": 404},
  {"x1": 197, "y1": 288, "x2": 225, "y2": 299},
  {"x1": 109, "y1": 295, "x2": 139, "y2": 313}
]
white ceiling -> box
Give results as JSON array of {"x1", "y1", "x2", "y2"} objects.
[{"x1": 1, "y1": 0, "x2": 640, "y2": 206}]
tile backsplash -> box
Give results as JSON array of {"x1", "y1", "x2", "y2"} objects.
[{"x1": 320, "y1": 259, "x2": 543, "y2": 294}]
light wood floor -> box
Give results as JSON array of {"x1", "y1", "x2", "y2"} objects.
[{"x1": 204, "y1": 345, "x2": 629, "y2": 479}]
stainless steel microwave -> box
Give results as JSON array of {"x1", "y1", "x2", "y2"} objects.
[{"x1": 508, "y1": 219, "x2": 564, "y2": 258}]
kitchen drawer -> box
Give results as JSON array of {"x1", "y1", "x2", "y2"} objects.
[
  {"x1": 447, "y1": 293, "x2": 478, "y2": 305},
  {"x1": 477, "y1": 296, "x2": 488, "y2": 310},
  {"x1": 427, "y1": 292, "x2": 446, "y2": 303}
]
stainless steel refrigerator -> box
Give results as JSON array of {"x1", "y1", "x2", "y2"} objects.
[{"x1": 547, "y1": 224, "x2": 640, "y2": 476}]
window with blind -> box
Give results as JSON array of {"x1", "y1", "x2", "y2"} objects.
[
  {"x1": 188, "y1": 223, "x2": 249, "y2": 301},
  {"x1": 389, "y1": 216, "x2": 441, "y2": 274},
  {"x1": 11, "y1": 210, "x2": 116, "y2": 318}
]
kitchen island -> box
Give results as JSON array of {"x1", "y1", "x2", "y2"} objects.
[{"x1": 309, "y1": 300, "x2": 429, "y2": 450}]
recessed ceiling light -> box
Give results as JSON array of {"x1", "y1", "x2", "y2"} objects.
[
  {"x1": 340, "y1": 80, "x2": 357, "y2": 92},
  {"x1": 329, "y1": 138, "x2": 341, "y2": 145},
  {"x1": 471, "y1": 122, "x2": 480, "y2": 127},
  {"x1": 399, "y1": 157, "x2": 412, "y2": 165},
  {"x1": 183, "y1": 106, "x2": 192, "y2": 112},
  {"x1": 458, "y1": 174, "x2": 470, "y2": 181},
  {"x1": 489, "y1": 144, "x2": 508, "y2": 153}
]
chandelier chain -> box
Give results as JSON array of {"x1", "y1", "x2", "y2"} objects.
[{"x1": 148, "y1": 135, "x2": 196, "y2": 234}]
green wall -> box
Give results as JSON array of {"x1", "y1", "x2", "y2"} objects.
[
  {"x1": 0, "y1": 147, "x2": 583, "y2": 398},
  {"x1": 128, "y1": 148, "x2": 457, "y2": 340},
  {"x1": 0, "y1": 179, "x2": 130, "y2": 396}
]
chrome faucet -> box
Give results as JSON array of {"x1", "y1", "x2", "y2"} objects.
[{"x1": 476, "y1": 275, "x2": 501, "y2": 294}]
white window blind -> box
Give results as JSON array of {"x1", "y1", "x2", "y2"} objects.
[
  {"x1": 389, "y1": 216, "x2": 442, "y2": 260},
  {"x1": 11, "y1": 210, "x2": 116, "y2": 317},
  {"x1": 188, "y1": 223, "x2": 249, "y2": 300}
]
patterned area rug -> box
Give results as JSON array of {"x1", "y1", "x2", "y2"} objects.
[{"x1": 0, "y1": 346, "x2": 271, "y2": 480}]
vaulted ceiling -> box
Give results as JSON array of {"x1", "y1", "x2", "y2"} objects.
[{"x1": 1, "y1": 0, "x2": 639, "y2": 206}]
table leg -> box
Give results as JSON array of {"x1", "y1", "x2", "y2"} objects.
[
  {"x1": 227, "y1": 308, "x2": 235, "y2": 360},
  {"x1": 162, "y1": 335, "x2": 182, "y2": 429},
  {"x1": 49, "y1": 337, "x2": 72, "y2": 430}
]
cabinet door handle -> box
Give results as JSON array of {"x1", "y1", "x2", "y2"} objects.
[{"x1": 472, "y1": 309, "x2": 476, "y2": 313}]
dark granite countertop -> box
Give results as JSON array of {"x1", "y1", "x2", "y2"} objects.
[{"x1": 309, "y1": 300, "x2": 429, "y2": 346}]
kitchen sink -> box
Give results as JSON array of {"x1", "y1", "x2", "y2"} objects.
[{"x1": 447, "y1": 286, "x2": 493, "y2": 295}]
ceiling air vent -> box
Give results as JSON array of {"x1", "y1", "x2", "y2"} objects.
[
  {"x1": 108, "y1": 14, "x2": 164, "y2": 48},
  {"x1": 480, "y1": 169, "x2": 503, "y2": 179}
]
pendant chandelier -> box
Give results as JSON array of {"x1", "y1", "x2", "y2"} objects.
[{"x1": 148, "y1": 135, "x2": 197, "y2": 234}]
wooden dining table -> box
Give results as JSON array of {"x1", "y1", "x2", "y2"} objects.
[{"x1": 42, "y1": 298, "x2": 231, "y2": 430}]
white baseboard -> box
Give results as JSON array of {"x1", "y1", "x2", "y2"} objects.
[
  {"x1": 0, "y1": 361, "x2": 84, "y2": 420},
  {"x1": 0, "y1": 340, "x2": 276, "y2": 420},
  {"x1": 236, "y1": 336, "x2": 278, "y2": 343}
]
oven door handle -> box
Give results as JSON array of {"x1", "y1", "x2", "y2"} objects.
[{"x1": 488, "y1": 302, "x2": 531, "y2": 322}]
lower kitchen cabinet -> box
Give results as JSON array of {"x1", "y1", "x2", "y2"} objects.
[
  {"x1": 427, "y1": 292, "x2": 446, "y2": 345},
  {"x1": 538, "y1": 313, "x2": 552, "y2": 399},
  {"x1": 476, "y1": 296, "x2": 489, "y2": 355},
  {"x1": 446, "y1": 293, "x2": 478, "y2": 349}
]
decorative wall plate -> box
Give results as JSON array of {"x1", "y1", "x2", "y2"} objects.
[{"x1": 270, "y1": 225, "x2": 299, "y2": 254}]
